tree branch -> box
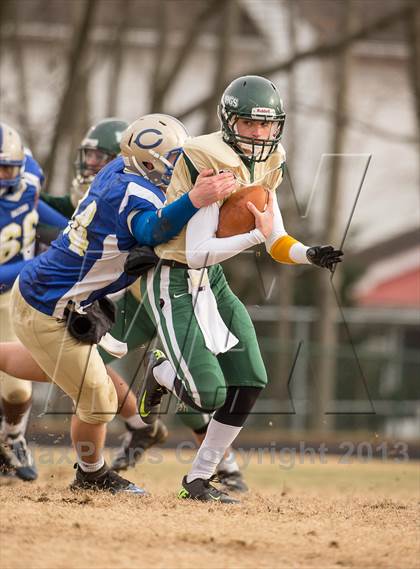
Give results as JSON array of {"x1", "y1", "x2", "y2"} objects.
[
  {"x1": 154, "y1": 0, "x2": 226, "y2": 111},
  {"x1": 44, "y1": 0, "x2": 97, "y2": 191},
  {"x1": 404, "y1": 5, "x2": 420, "y2": 165},
  {"x1": 291, "y1": 100, "x2": 418, "y2": 145},
  {"x1": 175, "y1": 5, "x2": 412, "y2": 121}
]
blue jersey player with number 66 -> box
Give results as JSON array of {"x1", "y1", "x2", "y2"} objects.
[{"x1": 0, "y1": 122, "x2": 67, "y2": 481}]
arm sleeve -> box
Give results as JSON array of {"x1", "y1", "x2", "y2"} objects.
[
  {"x1": 130, "y1": 192, "x2": 198, "y2": 247},
  {"x1": 265, "y1": 196, "x2": 311, "y2": 265},
  {"x1": 0, "y1": 260, "x2": 27, "y2": 290},
  {"x1": 186, "y1": 204, "x2": 264, "y2": 269},
  {"x1": 37, "y1": 200, "x2": 68, "y2": 229}
]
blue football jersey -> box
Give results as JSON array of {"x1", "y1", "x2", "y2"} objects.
[
  {"x1": 0, "y1": 152, "x2": 44, "y2": 272},
  {"x1": 19, "y1": 157, "x2": 166, "y2": 317}
]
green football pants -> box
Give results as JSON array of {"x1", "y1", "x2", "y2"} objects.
[{"x1": 140, "y1": 264, "x2": 267, "y2": 411}]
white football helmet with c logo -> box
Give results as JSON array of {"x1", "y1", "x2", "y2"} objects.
[
  {"x1": 120, "y1": 114, "x2": 189, "y2": 189},
  {"x1": 0, "y1": 122, "x2": 25, "y2": 196}
]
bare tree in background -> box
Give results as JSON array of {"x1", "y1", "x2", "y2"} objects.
[
  {"x1": 404, "y1": 4, "x2": 420, "y2": 184},
  {"x1": 64, "y1": 65, "x2": 90, "y2": 193},
  {"x1": 44, "y1": 0, "x2": 97, "y2": 193},
  {"x1": 276, "y1": 0, "x2": 299, "y2": 423},
  {"x1": 106, "y1": 0, "x2": 131, "y2": 117},
  {"x1": 152, "y1": 0, "x2": 225, "y2": 113},
  {"x1": 310, "y1": 1, "x2": 353, "y2": 432},
  {"x1": 203, "y1": 0, "x2": 238, "y2": 132},
  {"x1": 176, "y1": 5, "x2": 412, "y2": 122},
  {"x1": 150, "y1": 0, "x2": 169, "y2": 113},
  {"x1": 8, "y1": 1, "x2": 34, "y2": 152}
]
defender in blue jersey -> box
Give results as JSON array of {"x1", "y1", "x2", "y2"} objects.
[
  {"x1": 2, "y1": 116, "x2": 247, "y2": 490},
  {"x1": 0, "y1": 122, "x2": 67, "y2": 481},
  {"x1": 9, "y1": 114, "x2": 236, "y2": 494}
]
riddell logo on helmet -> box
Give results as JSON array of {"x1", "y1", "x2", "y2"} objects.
[
  {"x1": 251, "y1": 107, "x2": 276, "y2": 118},
  {"x1": 224, "y1": 95, "x2": 239, "y2": 108},
  {"x1": 82, "y1": 138, "x2": 99, "y2": 148}
]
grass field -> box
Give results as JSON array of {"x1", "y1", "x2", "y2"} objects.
[{"x1": 0, "y1": 447, "x2": 419, "y2": 569}]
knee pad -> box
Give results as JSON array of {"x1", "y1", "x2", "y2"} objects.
[
  {"x1": 75, "y1": 375, "x2": 118, "y2": 425},
  {"x1": 0, "y1": 374, "x2": 32, "y2": 404},
  {"x1": 213, "y1": 386, "x2": 263, "y2": 427}
]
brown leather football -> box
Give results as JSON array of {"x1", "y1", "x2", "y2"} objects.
[{"x1": 216, "y1": 185, "x2": 269, "y2": 238}]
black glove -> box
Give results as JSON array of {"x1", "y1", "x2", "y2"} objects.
[
  {"x1": 306, "y1": 245, "x2": 343, "y2": 271},
  {"x1": 124, "y1": 245, "x2": 160, "y2": 277},
  {"x1": 64, "y1": 297, "x2": 116, "y2": 345}
]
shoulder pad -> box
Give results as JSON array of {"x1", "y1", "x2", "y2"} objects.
[
  {"x1": 184, "y1": 132, "x2": 242, "y2": 168},
  {"x1": 267, "y1": 144, "x2": 286, "y2": 169}
]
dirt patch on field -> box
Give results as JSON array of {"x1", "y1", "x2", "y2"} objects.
[{"x1": 0, "y1": 449, "x2": 419, "y2": 569}]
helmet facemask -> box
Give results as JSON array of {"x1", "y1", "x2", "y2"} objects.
[
  {"x1": 74, "y1": 147, "x2": 116, "y2": 186},
  {"x1": 134, "y1": 146, "x2": 183, "y2": 190},
  {"x1": 0, "y1": 163, "x2": 24, "y2": 196},
  {"x1": 220, "y1": 105, "x2": 285, "y2": 163},
  {"x1": 0, "y1": 123, "x2": 25, "y2": 196}
]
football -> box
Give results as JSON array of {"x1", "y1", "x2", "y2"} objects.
[{"x1": 216, "y1": 185, "x2": 269, "y2": 238}]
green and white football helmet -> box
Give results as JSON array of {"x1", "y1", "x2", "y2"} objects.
[
  {"x1": 218, "y1": 75, "x2": 286, "y2": 162},
  {"x1": 71, "y1": 118, "x2": 128, "y2": 205}
]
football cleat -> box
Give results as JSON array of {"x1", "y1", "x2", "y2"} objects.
[
  {"x1": 138, "y1": 350, "x2": 168, "y2": 424},
  {"x1": 0, "y1": 434, "x2": 38, "y2": 481},
  {"x1": 70, "y1": 463, "x2": 147, "y2": 495},
  {"x1": 111, "y1": 419, "x2": 168, "y2": 471},
  {"x1": 178, "y1": 475, "x2": 240, "y2": 504},
  {"x1": 216, "y1": 469, "x2": 248, "y2": 493},
  {"x1": 0, "y1": 441, "x2": 16, "y2": 477}
]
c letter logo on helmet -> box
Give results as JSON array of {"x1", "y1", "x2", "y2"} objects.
[{"x1": 135, "y1": 128, "x2": 163, "y2": 149}]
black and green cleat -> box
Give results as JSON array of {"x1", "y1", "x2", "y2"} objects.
[
  {"x1": 70, "y1": 463, "x2": 147, "y2": 495},
  {"x1": 178, "y1": 475, "x2": 240, "y2": 504},
  {"x1": 111, "y1": 420, "x2": 168, "y2": 471},
  {"x1": 138, "y1": 350, "x2": 168, "y2": 424}
]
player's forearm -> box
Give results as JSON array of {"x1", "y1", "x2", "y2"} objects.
[
  {"x1": 186, "y1": 203, "x2": 264, "y2": 269},
  {"x1": 268, "y1": 235, "x2": 311, "y2": 264},
  {"x1": 265, "y1": 195, "x2": 310, "y2": 265},
  {"x1": 131, "y1": 192, "x2": 198, "y2": 247},
  {"x1": 38, "y1": 200, "x2": 69, "y2": 228},
  {"x1": 186, "y1": 230, "x2": 265, "y2": 269}
]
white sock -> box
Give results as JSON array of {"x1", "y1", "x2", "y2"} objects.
[
  {"x1": 153, "y1": 359, "x2": 176, "y2": 391},
  {"x1": 217, "y1": 448, "x2": 240, "y2": 474},
  {"x1": 78, "y1": 456, "x2": 105, "y2": 473},
  {"x1": 186, "y1": 418, "x2": 242, "y2": 482},
  {"x1": 125, "y1": 413, "x2": 148, "y2": 430},
  {"x1": 1, "y1": 407, "x2": 31, "y2": 439}
]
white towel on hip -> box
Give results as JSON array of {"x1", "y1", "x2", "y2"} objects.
[{"x1": 187, "y1": 269, "x2": 239, "y2": 355}]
